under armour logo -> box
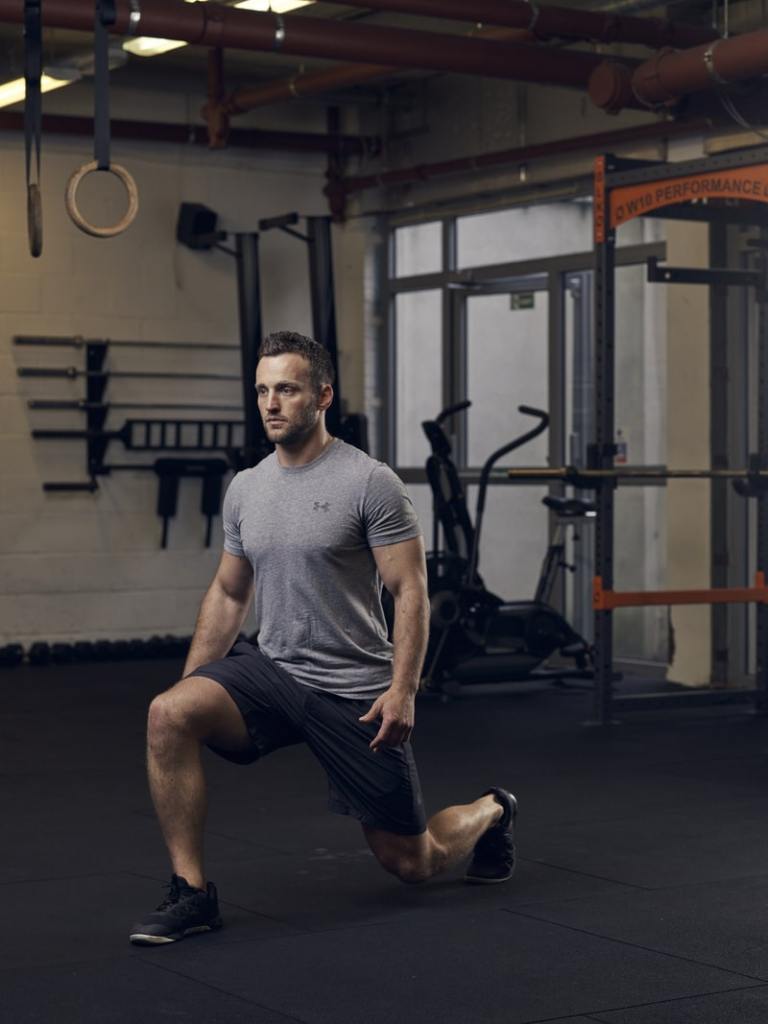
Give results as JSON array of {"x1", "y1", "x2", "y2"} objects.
[{"x1": 313, "y1": 501, "x2": 331, "y2": 512}]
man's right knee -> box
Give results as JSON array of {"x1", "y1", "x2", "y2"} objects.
[{"x1": 147, "y1": 676, "x2": 245, "y2": 748}]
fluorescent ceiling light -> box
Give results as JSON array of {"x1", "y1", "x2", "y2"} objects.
[
  {"x1": 122, "y1": 37, "x2": 189, "y2": 57},
  {"x1": 234, "y1": 1, "x2": 313, "y2": 10},
  {"x1": 124, "y1": 0, "x2": 313, "y2": 58},
  {"x1": 0, "y1": 68, "x2": 81, "y2": 110}
]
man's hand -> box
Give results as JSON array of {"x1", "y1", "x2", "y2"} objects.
[{"x1": 359, "y1": 688, "x2": 415, "y2": 752}]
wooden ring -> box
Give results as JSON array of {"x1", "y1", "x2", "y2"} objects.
[
  {"x1": 27, "y1": 182, "x2": 43, "y2": 257},
  {"x1": 65, "y1": 161, "x2": 139, "y2": 238}
]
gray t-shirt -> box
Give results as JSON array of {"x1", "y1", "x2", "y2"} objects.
[{"x1": 222, "y1": 439, "x2": 422, "y2": 697}]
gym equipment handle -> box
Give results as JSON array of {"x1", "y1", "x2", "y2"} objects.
[
  {"x1": 470, "y1": 404, "x2": 550, "y2": 585},
  {"x1": 435, "y1": 400, "x2": 471, "y2": 427}
]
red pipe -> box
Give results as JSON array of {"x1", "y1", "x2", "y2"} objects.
[
  {"x1": 223, "y1": 65, "x2": 396, "y2": 115},
  {"x1": 326, "y1": 0, "x2": 717, "y2": 49},
  {"x1": 0, "y1": 0, "x2": 616, "y2": 86},
  {"x1": 220, "y1": 26, "x2": 531, "y2": 116},
  {"x1": 0, "y1": 111, "x2": 376, "y2": 155},
  {"x1": 334, "y1": 117, "x2": 710, "y2": 197},
  {"x1": 590, "y1": 29, "x2": 768, "y2": 112}
]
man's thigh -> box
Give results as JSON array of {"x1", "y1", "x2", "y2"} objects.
[
  {"x1": 303, "y1": 690, "x2": 427, "y2": 834},
  {"x1": 190, "y1": 642, "x2": 306, "y2": 764},
  {"x1": 154, "y1": 674, "x2": 251, "y2": 753}
]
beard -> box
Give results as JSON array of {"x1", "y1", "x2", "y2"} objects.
[{"x1": 264, "y1": 402, "x2": 319, "y2": 446}]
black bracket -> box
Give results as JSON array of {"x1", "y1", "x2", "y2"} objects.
[
  {"x1": 647, "y1": 256, "x2": 762, "y2": 289},
  {"x1": 154, "y1": 457, "x2": 229, "y2": 549},
  {"x1": 85, "y1": 342, "x2": 109, "y2": 480},
  {"x1": 733, "y1": 454, "x2": 768, "y2": 498}
]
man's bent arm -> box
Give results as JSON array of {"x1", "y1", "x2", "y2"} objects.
[
  {"x1": 183, "y1": 552, "x2": 254, "y2": 677},
  {"x1": 360, "y1": 538, "x2": 430, "y2": 751},
  {"x1": 374, "y1": 536, "x2": 430, "y2": 695}
]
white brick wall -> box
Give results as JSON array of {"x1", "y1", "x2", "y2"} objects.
[{"x1": 0, "y1": 112, "x2": 352, "y2": 646}]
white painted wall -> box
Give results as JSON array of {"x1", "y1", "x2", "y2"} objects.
[{"x1": 0, "y1": 120, "x2": 333, "y2": 647}]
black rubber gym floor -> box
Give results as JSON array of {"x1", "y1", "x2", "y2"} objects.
[{"x1": 3, "y1": 661, "x2": 768, "y2": 1024}]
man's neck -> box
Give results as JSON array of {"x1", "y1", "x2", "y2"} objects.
[{"x1": 276, "y1": 429, "x2": 334, "y2": 468}]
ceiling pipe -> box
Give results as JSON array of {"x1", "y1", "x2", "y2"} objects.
[
  {"x1": 325, "y1": 0, "x2": 716, "y2": 49},
  {"x1": 590, "y1": 28, "x2": 768, "y2": 112},
  {"x1": 0, "y1": 110, "x2": 377, "y2": 154},
  {"x1": 215, "y1": 26, "x2": 531, "y2": 122},
  {"x1": 0, "y1": 0, "x2": 619, "y2": 86},
  {"x1": 332, "y1": 117, "x2": 710, "y2": 205}
]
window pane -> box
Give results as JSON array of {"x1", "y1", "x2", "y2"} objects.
[
  {"x1": 466, "y1": 292, "x2": 548, "y2": 468},
  {"x1": 467, "y1": 483, "x2": 550, "y2": 600},
  {"x1": 395, "y1": 290, "x2": 442, "y2": 467},
  {"x1": 395, "y1": 222, "x2": 442, "y2": 277},
  {"x1": 457, "y1": 201, "x2": 592, "y2": 269}
]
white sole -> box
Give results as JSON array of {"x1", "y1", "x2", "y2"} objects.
[{"x1": 129, "y1": 923, "x2": 217, "y2": 945}]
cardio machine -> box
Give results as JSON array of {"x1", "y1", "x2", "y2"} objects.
[{"x1": 420, "y1": 401, "x2": 594, "y2": 692}]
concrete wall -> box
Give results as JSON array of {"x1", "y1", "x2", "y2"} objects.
[
  {"x1": 665, "y1": 220, "x2": 712, "y2": 685},
  {"x1": 0, "y1": 79, "x2": 339, "y2": 648}
]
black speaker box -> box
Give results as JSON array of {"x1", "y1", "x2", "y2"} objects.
[{"x1": 176, "y1": 202, "x2": 219, "y2": 250}]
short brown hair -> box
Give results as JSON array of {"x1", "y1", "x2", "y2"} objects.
[{"x1": 258, "y1": 331, "x2": 335, "y2": 394}]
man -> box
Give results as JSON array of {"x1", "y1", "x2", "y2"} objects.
[{"x1": 129, "y1": 330, "x2": 517, "y2": 946}]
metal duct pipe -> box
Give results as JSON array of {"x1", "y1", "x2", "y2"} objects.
[
  {"x1": 589, "y1": 28, "x2": 768, "y2": 112},
  {"x1": 0, "y1": 0, "x2": 616, "y2": 86},
  {"x1": 333, "y1": 117, "x2": 710, "y2": 203},
  {"x1": 219, "y1": 26, "x2": 531, "y2": 117},
  {"x1": 222, "y1": 65, "x2": 396, "y2": 115},
  {"x1": 0, "y1": 110, "x2": 376, "y2": 154},
  {"x1": 326, "y1": 0, "x2": 716, "y2": 49}
]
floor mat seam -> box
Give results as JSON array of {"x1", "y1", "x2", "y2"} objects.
[{"x1": 501, "y1": 907, "x2": 768, "y2": 984}]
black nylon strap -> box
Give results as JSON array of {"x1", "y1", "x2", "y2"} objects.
[
  {"x1": 94, "y1": 0, "x2": 116, "y2": 170},
  {"x1": 24, "y1": 0, "x2": 42, "y2": 256},
  {"x1": 24, "y1": 0, "x2": 41, "y2": 186}
]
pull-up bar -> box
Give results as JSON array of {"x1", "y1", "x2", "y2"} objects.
[
  {"x1": 507, "y1": 466, "x2": 768, "y2": 483},
  {"x1": 593, "y1": 573, "x2": 768, "y2": 611}
]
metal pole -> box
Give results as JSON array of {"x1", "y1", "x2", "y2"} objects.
[
  {"x1": 592, "y1": 155, "x2": 617, "y2": 726},
  {"x1": 756, "y1": 224, "x2": 768, "y2": 710},
  {"x1": 235, "y1": 231, "x2": 268, "y2": 466},
  {"x1": 306, "y1": 215, "x2": 341, "y2": 435}
]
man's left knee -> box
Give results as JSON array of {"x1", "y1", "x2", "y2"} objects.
[
  {"x1": 367, "y1": 829, "x2": 447, "y2": 884},
  {"x1": 390, "y1": 855, "x2": 434, "y2": 885}
]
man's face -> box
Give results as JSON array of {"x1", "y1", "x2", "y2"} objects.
[{"x1": 256, "y1": 353, "x2": 330, "y2": 447}]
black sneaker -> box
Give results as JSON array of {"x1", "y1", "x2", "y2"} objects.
[
  {"x1": 129, "y1": 874, "x2": 222, "y2": 945},
  {"x1": 464, "y1": 787, "x2": 518, "y2": 884}
]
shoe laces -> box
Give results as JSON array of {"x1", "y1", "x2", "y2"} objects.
[{"x1": 155, "y1": 877, "x2": 187, "y2": 911}]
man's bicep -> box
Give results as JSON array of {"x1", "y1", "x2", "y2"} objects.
[
  {"x1": 214, "y1": 551, "x2": 254, "y2": 602},
  {"x1": 372, "y1": 536, "x2": 427, "y2": 598}
]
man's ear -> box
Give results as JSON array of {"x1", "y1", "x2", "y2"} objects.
[{"x1": 319, "y1": 383, "x2": 334, "y2": 412}]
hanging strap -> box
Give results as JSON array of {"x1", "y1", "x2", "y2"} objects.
[
  {"x1": 94, "y1": 0, "x2": 115, "y2": 170},
  {"x1": 65, "y1": 0, "x2": 139, "y2": 238},
  {"x1": 24, "y1": 0, "x2": 43, "y2": 257}
]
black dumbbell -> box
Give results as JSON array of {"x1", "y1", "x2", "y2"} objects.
[
  {"x1": 73, "y1": 641, "x2": 96, "y2": 663},
  {"x1": 110, "y1": 640, "x2": 131, "y2": 661},
  {"x1": 125, "y1": 639, "x2": 146, "y2": 660},
  {"x1": 92, "y1": 640, "x2": 115, "y2": 662},
  {"x1": 0, "y1": 644, "x2": 24, "y2": 667},
  {"x1": 143, "y1": 636, "x2": 165, "y2": 659},
  {"x1": 51, "y1": 642, "x2": 76, "y2": 665},
  {"x1": 28, "y1": 642, "x2": 51, "y2": 665}
]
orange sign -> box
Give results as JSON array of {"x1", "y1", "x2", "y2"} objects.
[{"x1": 609, "y1": 164, "x2": 768, "y2": 230}]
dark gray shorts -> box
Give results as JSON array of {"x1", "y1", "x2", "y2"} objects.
[{"x1": 191, "y1": 641, "x2": 427, "y2": 836}]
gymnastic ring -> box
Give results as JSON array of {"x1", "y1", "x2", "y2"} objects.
[
  {"x1": 65, "y1": 160, "x2": 139, "y2": 238},
  {"x1": 27, "y1": 181, "x2": 42, "y2": 257}
]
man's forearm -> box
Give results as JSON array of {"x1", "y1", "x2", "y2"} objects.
[
  {"x1": 183, "y1": 582, "x2": 251, "y2": 677},
  {"x1": 389, "y1": 585, "x2": 430, "y2": 696}
]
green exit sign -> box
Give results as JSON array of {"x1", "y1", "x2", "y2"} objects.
[{"x1": 510, "y1": 292, "x2": 535, "y2": 310}]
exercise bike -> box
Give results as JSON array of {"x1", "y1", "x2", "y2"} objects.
[{"x1": 420, "y1": 400, "x2": 594, "y2": 693}]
